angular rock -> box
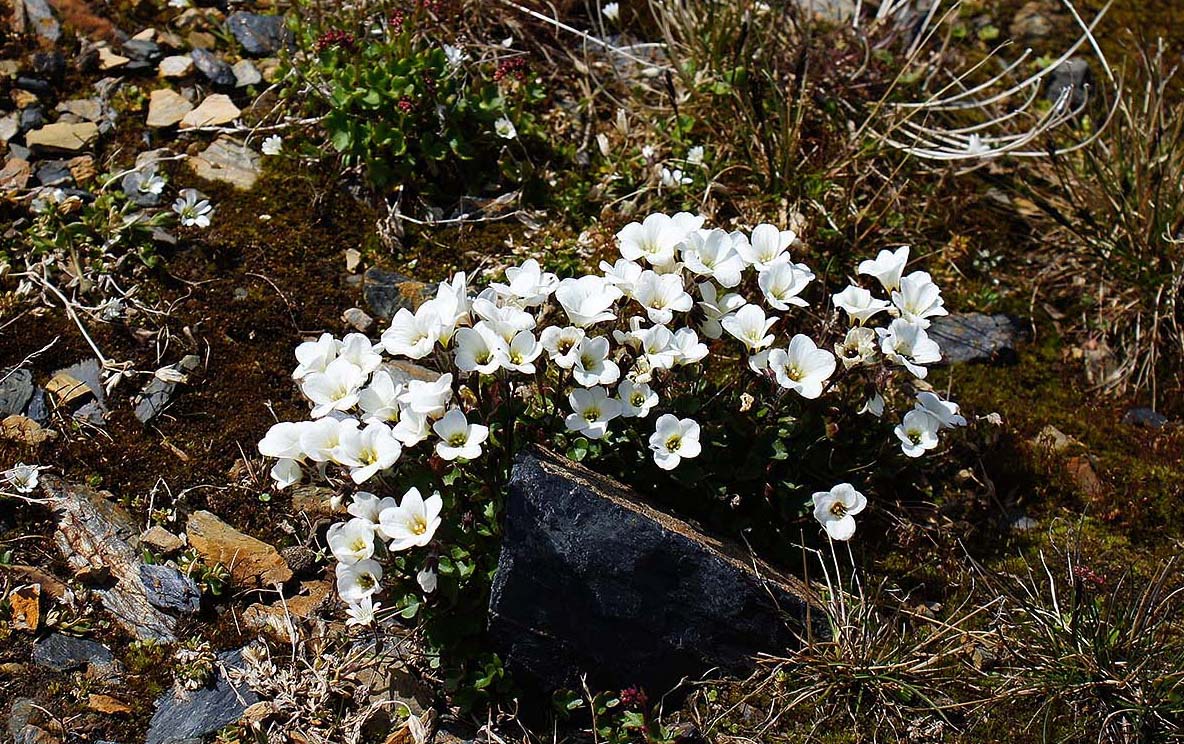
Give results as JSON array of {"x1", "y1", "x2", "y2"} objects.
[
  {"x1": 43, "y1": 478, "x2": 177, "y2": 642},
  {"x1": 187, "y1": 136, "x2": 259, "y2": 189},
  {"x1": 0, "y1": 158, "x2": 32, "y2": 189},
  {"x1": 67, "y1": 155, "x2": 96, "y2": 183},
  {"x1": 142, "y1": 525, "x2": 186, "y2": 554},
  {"x1": 88, "y1": 693, "x2": 133, "y2": 715},
  {"x1": 1122, "y1": 407, "x2": 1169, "y2": 430},
  {"x1": 232, "y1": 59, "x2": 261, "y2": 87},
  {"x1": 146, "y1": 648, "x2": 259, "y2": 744},
  {"x1": 186, "y1": 510, "x2": 292, "y2": 588},
  {"x1": 32, "y1": 632, "x2": 114, "y2": 673},
  {"x1": 22, "y1": 0, "x2": 60, "y2": 42},
  {"x1": 25, "y1": 122, "x2": 99, "y2": 152},
  {"x1": 0, "y1": 113, "x2": 19, "y2": 143},
  {"x1": 928, "y1": 313, "x2": 1027, "y2": 364},
  {"x1": 227, "y1": 12, "x2": 291, "y2": 56},
  {"x1": 364, "y1": 268, "x2": 430, "y2": 320},
  {"x1": 1047, "y1": 58, "x2": 1092, "y2": 109},
  {"x1": 158, "y1": 55, "x2": 195, "y2": 78},
  {"x1": 190, "y1": 48, "x2": 235, "y2": 86},
  {"x1": 489, "y1": 447, "x2": 818, "y2": 694},
  {"x1": 133, "y1": 354, "x2": 201, "y2": 423},
  {"x1": 47, "y1": 358, "x2": 108, "y2": 422},
  {"x1": 56, "y1": 98, "x2": 103, "y2": 122},
  {"x1": 180, "y1": 94, "x2": 241, "y2": 129},
  {"x1": 96, "y1": 44, "x2": 130, "y2": 71},
  {"x1": 147, "y1": 89, "x2": 193, "y2": 128},
  {"x1": 123, "y1": 38, "x2": 162, "y2": 63},
  {"x1": 19, "y1": 107, "x2": 46, "y2": 133},
  {"x1": 0, "y1": 368, "x2": 34, "y2": 415},
  {"x1": 35, "y1": 160, "x2": 72, "y2": 187},
  {"x1": 140, "y1": 564, "x2": 202, "y2": 614},
  {"x1": 342, "y1": 307, "x2": 374, "y2": 332}
]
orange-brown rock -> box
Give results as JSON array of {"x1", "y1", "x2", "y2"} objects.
[{"x1": 186, "y1": 510, "x2": 292, "y2": 588}]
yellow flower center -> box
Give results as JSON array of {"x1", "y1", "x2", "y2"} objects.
[
  {"x1": 409, "y1": 516, "x2": 427, "y2": 535},
  {"x1": 448, "y1": 433, "x2": 467, "y2": 446},
  {"x1": 829, "y1": 502, "x2": 848, "y2": 518},
  {"x1": 666, "y1": 435, "x2": 681, "y2": 452}
]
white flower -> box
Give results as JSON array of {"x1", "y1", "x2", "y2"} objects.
[
  {"x1": 648, "y1": 414, "x2": 701, "y2": 470},
  {"x1": 299, "y1": 417, "x2": 357, "y2": 462},
  {"x1": 832, "y1": 285, "x2": 891, "y2": 325},
  {"x1": 345, "y1": 596, "x2": 380, "y2": 627},
  {"x1": 758, "y1": 258, "x2": 814, "y2": 310},
  {"x1": 259, "y1": 421, "x2": 305, "y2": 459},
  {"x1": 859, "y1": 393, "x2": 885, "y2": 417},
  {"x1": 565, "y1": 386, "x2": 621, "y2": 439},
  {"x1": 681, "y1": 229, "x2": 744, "y2": 288},
  {"x1": 767, "y1": 334, "x2": 836, "y2": 399},
  {"x1": 172, "y1": 189, "x2": 213, "y2": 228},
  {"x1": 696, "y1": 282, "x2": 746, "y2": 339},
  {"x1": 722, "y1": 303, "x2": 777, "y2": 352},
  {"x1": 338, "y1": 333, "x2": 383, "y2": 374},
  {"x1": 327, "y1": 518, "x2": 377, "y2": 564},
  {"x1": 380, "y1": 306, "x2": 443, "y2": 359},
  {"x1": 347, "y1": 491, "x2": 397, "y2": 523},
  {"x1": 660, "y1": 167, "x2": 692, "y2": 187},
  {"x1": 504, "y1": 330, "x2": 543, "y2": 374},
  {"x1": 600, "y1": 258, "x2": 645, "y2": 294},
  {"x1": 443, "y1": 44, "x2": 468, "y2": 69},
  {"x1": 378, "y1": 487, "x2": 443, "y2": 550},
  {"x1": 494, "y1": 116, "x2": 517, "y2": 139},
  {"x1": 397, "y1": 373, "x2": 454, "y2": 418},
  {"x1": 540, "y1": 325, "x2": 586, "y2": 368},
  {"x1": 358, "y1": 370, "x2": 404, "y2": 424},
  {"x1": 857, "y1": 246, "x2": 909, "y2": 292},
  {"x1": 555, "y1": 275, "x2": 622, "y2": 327},
  {"x1": 631, "y1": 270, "x2": 693, "y2": 325},
  {"x1": 602, "y1": 1, "x2": 619, "y2": 21},
  {"x1": 891, "y1": 271, "x2": 947, "y2": 327},
  {"x1": 261, "y1": 135, "x2": 283, "y2": 156},
  {"x1": 616, "y1": 212, "x2": 703, "y2": 268},
  {"x1": 670, "y1": 327, "x2": 707, "y2": 365},
  {"x1": 422, "y1": 272, "x2": 470, "y2": 344},
  {"x1": 432, "y1": 408, "x2": 489, "y2": 461},
  {"x1": 614, "y1": 319, "x2": 676, "y2": 372},
  {"x1": 270, "y1": 458, "x2": 302, "y2": 489},
  {"x1": 302, "y1": 357, "x2": 366, "y2": 417},
  {"x1": 835, "y1": 326, "x2": 878, "y2": 369},
  {"x1": 914, "y1": 391, "x2": 966, "y2": 428},
  {"x1": 572, "y1": 336, "x2": 621, "y2": 387},
  {"x1": 139, "y1": 171, "x2": 166, "y2": 195},
  {"x1": 737, "y1": 224, "x2": 795, "y2": 271},
  {"x1": 4, "y1": 463, "x2": 42, "y2": 493},
  {"x1": 392, "y1": 410, "x2": 432, "y2": 446},
  {"x1": 686, "y1": 145, "x2": 705, "y2": 165},
  {"x1": 293, "y1": 332, "x2": 339, "y2": 379},
  {"x1": 617, "y1": 380, "x2": 658, "y2": 418},
  {"x1": 640, "y1": 144, "x2": 655, "y2": 159},
  {"x1": 878, "y1": 319, "x2": 942, "y2": 378},
  {"x1": 895, "y1": 409, "x2": 941, "y2": 457},
  {"x1": 811, "y1": 483, "x2": 867, "y2": 541},
  {"x1": 417, "y1": 566, "x2": 438, "y2": 594},
  {"x1": 336, "y1": 559, "x2": 383, "y2": 603},
  {"x1": 337, "y1": 421, "x2": 402, "y2": 483},
  {"x1": 454, "y1": 322, "x2": 508, "y2": 375},
  {"x1": 490, "y1": 258, "x2": 559, "y2": 306}
]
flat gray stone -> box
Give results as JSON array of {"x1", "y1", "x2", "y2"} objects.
[
  {"x1": 22, "y1": 0, "x2": 60, "y2": 42},
  {"x1": 187, "y1": 137, "x2": 259, "y2": 190},
  {"x1": 146, "y1": 648, "x2": 259, "y2": 744},
  {"x1": 0, "y1": 369, "x2": 34, "y2": 415},
  {"x1": 140, "y1": 564, "x2": 202, "y2": 614},
  {"x1": 929, "y1": 313, "x2": 1027, "y2": 365},
  {"x1": 232, "y1": 59, "x2": 261, "y2": 87},
  {"x1": 32, "y1": 632, "x2": 114, "y2": 672},
  {"x1": 133, "y1": 354, "x2": 201, "y2": 423},
  {"x1": 190, "y1": 49, "x2": 235, "y2": 87},
  {"x1": 226, "y1": 12, "x2": 291, "y2": 56},
  {"x1": 363, "y1": 268, "x2": 429, "y2": 320}
]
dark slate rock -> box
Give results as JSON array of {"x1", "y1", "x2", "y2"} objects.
[
  {"x1": 928, "y1": 313, "x2": 1027, "y2": 365},
  {"x1": 25, "y1": 388, "x2": 49, "y2": 423},
  {"x1": 0, "y1": 368, "x2": 35, "y2": 415},
  {"x1": 122, "y1": 168, "x2": 162, "y2": 207},
  {"x1": 190, "y1": 49, "x2": 235, "y2": 87},
  {"x1": 1047, "y1": 57, "x2": 1092, "y2": 109},
  {"x1": 32, "y1": 632, "x2": 114, "y2": 672},
  {"x1": 35, "y1": 160, "x2": 72, "y2": 187},
  {"x1": 226, "y1": 12, "x2": 291, "y2": 56},
  {"x1": 140, "y1": 564, "x2": 202, "y2": 614},
  {"x1": 123, "y1": 39, "x2": 162, "y2": 63},
  {"x1": 146, "y1": 648, "x2": 259, "y2": 744},
  {"x1": 489, "y1": 447, "x2": 818, "y2": 695},
  {"x1": 14, "y1": 77, "x2": 52, "y2": 96},
  {"x1": 31, "y1": 51, "x2": 66, "y2": 80},
  {"x1": 18, "y1": 107, "x2": 46, "y2": 134},
  {"x1": 1122, "y1": 407, "x2": 1169, "y2": 430},
  {"x1": 363, "y1": 268, "x2": 429, "y2": 321},
  {"x1": 133, "y1": 354, "x2": 201, "y2": 423}
]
